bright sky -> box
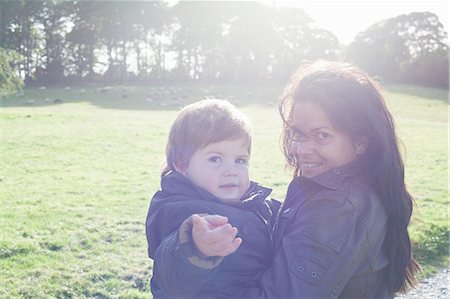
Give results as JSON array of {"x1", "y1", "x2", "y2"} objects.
[
  {"x1": 167, "y1": 1, "x2": 449, "y2": 45},
  {"x1": 265, "y1": 0, "x2": 449, "y2": 44}
]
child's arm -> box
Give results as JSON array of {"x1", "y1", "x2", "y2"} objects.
[{"x1": 151, "y1": 214, "x2": 242, "y2": 298}]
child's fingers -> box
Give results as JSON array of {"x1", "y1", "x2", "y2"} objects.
[
  {"x1": 192, "y1": 214, "x2": 232, "y2": 237},
  {"x1": 195, "y1": 224, "x2": 237, "y2": 244},
  {"x1": 192, "y1": 214, "x2": 229, "y2": 231},
  {"x1": 223, "y1": 225, "x2": 239, "y2": 242},
  {"x1": 199, "y1": 227, "x2": 239, "y2": 250},
  {"x1": 191, "y1": 215, "x2": 242, "y2": 256},
  {"x1": 202, "y1": 214, "x2": 229, "y2": 228},
  {"x1": 192, "y1": 214, "x2": 213, "y2": 232},
  {"x1": 192, "y1": 215, "x2": 230, "y2": 246},
  {"x1": 195, "y1": 231, "x2": 243, "y2": 256},
  {"x1": 198, "y1": 235, "x2": 242, "y2": 257},
  {"x1": 214, "y1": 237, "x2": 243, "y2": 256}
]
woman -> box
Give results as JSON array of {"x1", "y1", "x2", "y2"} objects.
[{"x1": 233, "y1": 60, "x2": 420, "y2": 298}]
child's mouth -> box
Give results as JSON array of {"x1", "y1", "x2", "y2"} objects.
[{"x1": 220, "y1": 184, "x2": 238, "y2": 189}]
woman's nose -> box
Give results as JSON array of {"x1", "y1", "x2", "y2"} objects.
[{"x1": 295, "y1": 140, "x2": 314, "y2": 155}]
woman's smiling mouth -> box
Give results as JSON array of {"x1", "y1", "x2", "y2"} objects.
[{"x1": 301, "y1": 162, "x2": 323, "y2": 168}]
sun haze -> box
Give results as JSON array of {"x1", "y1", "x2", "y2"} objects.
[{"x1": 262, "y1": 1, "x2": 449, "y2": 45}]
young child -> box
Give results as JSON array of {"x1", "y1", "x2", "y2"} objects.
[{"x1": 145, "y1": 99, "x2": 280, "y2": 299}]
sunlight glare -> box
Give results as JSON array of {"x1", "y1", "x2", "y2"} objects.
[{"x1": 263, "y1": 1, "x2": 449, "y2": 45}]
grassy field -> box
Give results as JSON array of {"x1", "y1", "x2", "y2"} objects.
[{"x1": 1, "y1": 83, "x2": 448, "y2": 298}]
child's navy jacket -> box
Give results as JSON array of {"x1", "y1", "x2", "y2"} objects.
[{"x1": 146, "y1": 171, "x2": 280, "y2": 299}]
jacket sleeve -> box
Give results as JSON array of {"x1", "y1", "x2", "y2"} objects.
[
  {"x1": 152, "y1": 215, "x2": 223, "y2": 299},
  {"x1": 235, "y1": 194, "x2": 368, "y2": 299}
]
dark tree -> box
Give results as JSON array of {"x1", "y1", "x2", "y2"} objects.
[
  {"x1": 66, "y1": 1, "x2": 104, "y2": 80},
  {"x1": 347, "y1": 12, "x2": 448, "y2": 84},
  {"x1": 0, "y1": 0, "x2": 44, "y2": 83}
]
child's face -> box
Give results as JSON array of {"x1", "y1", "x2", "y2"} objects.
[
  {"x1": 291, "y1": 101, "x2": 366, "y2": 178},
  {"x1": 178, "y1": 138, "x2": 250, "y2": 204}
]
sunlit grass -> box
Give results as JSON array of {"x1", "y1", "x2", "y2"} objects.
[{"x1": 1, "y1": 83, "x2": 448, "y2": 297}]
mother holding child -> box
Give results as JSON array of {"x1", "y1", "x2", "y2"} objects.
[{"x1": 146, "y1": 60, "x2": 419, "y2": 298}]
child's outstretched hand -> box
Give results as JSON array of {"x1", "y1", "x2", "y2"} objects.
[{"x1": 191, "y1": 214, "x2": 242, "y2": 257}]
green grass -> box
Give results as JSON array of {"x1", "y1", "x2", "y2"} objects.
[{"x1": 1, "y1": 83, "x2": 448, "y2": 298}]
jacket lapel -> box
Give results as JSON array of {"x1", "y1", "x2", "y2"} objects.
[{"x1": 272, "y1": 177, "x2": 320, "y2": 251}]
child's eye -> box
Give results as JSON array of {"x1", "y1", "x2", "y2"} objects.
[
  {"x1": 209, "y1": 156, "x2": 222, "y2": 163},
  {"x1": 236, "y1": 158, "x2": 248, "y2": 165}
]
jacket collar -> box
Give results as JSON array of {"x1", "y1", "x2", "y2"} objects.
[
  {"x1": 297, "y1": 160, "x2": 364, "y2": 190},
  {"x1": 241, "y1": 182, "x2": 272, "y2": 203}
]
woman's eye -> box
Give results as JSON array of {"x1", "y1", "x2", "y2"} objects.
[
  {"x1": 209, "y1": 156, "x2": 221, "y2": 163},
  {"x1": 291, "y1": 134, "x2": 300, "y2": 142},
  {"x1": 317, "y1": 132, "x2": 330, "y2": 139},
  {"x1": 290, "y1": 132, "x2": 306, "y2": 142}
]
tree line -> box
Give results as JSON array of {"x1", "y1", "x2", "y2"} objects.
[{"x1": 1, "y1": 0, "x2": 448, "y2": 92}]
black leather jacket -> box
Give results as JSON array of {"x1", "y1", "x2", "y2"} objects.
[{"x1": 235, "y1": 161, "x2": 393, "y2": 298}]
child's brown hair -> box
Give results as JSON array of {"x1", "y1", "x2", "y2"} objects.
[{"x1": 162, "y1": 99, "x2": 252, "y2": 177}]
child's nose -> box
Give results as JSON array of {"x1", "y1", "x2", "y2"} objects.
[{"x1": 224, "y1": 162, "x2": 238, "y2": 175}]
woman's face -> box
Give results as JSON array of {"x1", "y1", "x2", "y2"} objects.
[{"x1": 290, "y1": 101, "x2": 366, "y2": 178}]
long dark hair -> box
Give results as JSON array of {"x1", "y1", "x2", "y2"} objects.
[{"x1": 279, "y1": 60, "x2": 420, "y2": 293}]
